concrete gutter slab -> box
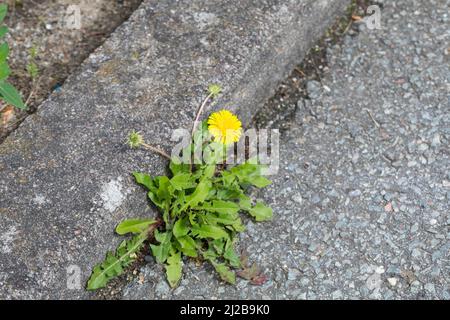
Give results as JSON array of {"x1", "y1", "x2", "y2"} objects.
[{"x1": 0, "y1": 0, "x2": 349, "y2": 298}]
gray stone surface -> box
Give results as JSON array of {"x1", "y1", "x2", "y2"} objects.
[
  {"x1": 121, "y1": 0, "x2": 450, "y2": 299},
  {"x1": 0, "y1": 0, "x2": 349, "y2": 299}
]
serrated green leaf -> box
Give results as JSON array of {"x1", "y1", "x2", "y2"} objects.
[
  {"x1": 238, "y1": 195, "x2": 252, "y2": 211},
  {"x1": 211, "y1": 262, "x2": 236, "y2": 284},
  {"x1": 145, "y1": 176, "x2": 172, "y2": 214},
  {"x1": 215, "y1": 187, "x2": 243, "y2": 201},
  {"x1": 231, "y1": 163, "x2": 271, "y2": 188},
  {"x1": 170, "y1": 173, "x2": 195, "y2": 190},
  {"x1": 0, "y1": 43, "x2": 9, "y2": 62},
  {"x1": 224, "y1": 244, "x2": 241, "y2": 268},
  {"x1": 133, "y1": 172, "x2": 156, "y2": 192},
  {"x1": 220, "y1": 171, "x2": 236, "y2": 187},
  {"x1": 170, "y1": 190, "x2": 186, "y2": 216},
  {"x1": 176, "y1": 235, "x2": 198, "y2": 257},
  {"x1": 0, "y1": 81, "x2": 26, "y2": 109},
  {"x1": 191, "y1": 224, "x2": 229, "y2": 240},
  {"x1": 248, "y1": 202, "x2": 273, "y2": 222},
  {"x1": 87, "y1": 232, "x2": 147, "y2": 290},
  {"x1": 195, "y1": 200, "x2": 239, "y2": 216},
  {"x1": 203, "y1": 245, "x2": 218, "y2": 261},
  {"x1": 0, "y1": 4, "x2": 7, "y2": 24},
  {"x1": 151, "y1": 230, "x2": 172, "y2": 264},
  {"x1": 250, "y1": 176, "x2": 272, "y2": 188},
  {"x1": 173, "y1": 216, "x2": 189, "y2": 238},
  {"x1": 180, "y1": 179, "x2": 211, "y2": 212},
  {"x1": 115, "y1": 218, "x2": 157, "y2": 235},
  {"x1": 155, "y1": 176, "x2": 172, "y2": 200},
  {"x1": 212, "y1": 238, "x2": 225, "y2": 255},
  {"x1": 202, "y1": 165, "x2": 216, "y2": 179},
  {"x1": 169, "y1": 160, "x2": 190, "y2": 176},
  {"x1": 203, "y1": 212, "x2": 243, "y2": 231},
  {"x1": 165, "y1": 251, "x2": 183, "y2": 288}
]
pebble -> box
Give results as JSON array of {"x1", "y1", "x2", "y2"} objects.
[
  {"x1": 366, "y1": 273, "x2": 382, "y2": 290},
  {"x1": 292, "y1": 194, "x2": 303, "y2": 204},
  {"x1": 306, "y1": 80, "x2": 322, "y2": 99},
  {"x1": 431, "y1": 134, "x2": 441, "y2": 147},
  {"x1": 332, "y1": 290, "x2": 343, "y2": 299},
  {"x1": 375, "y1": 266, "x2": 385, "y2": 274},
  {"x1": 387, "y1": 277, "x2": 398, "y2": 286},
  {"x1": 424, "y1": 283, "x2": 436, "y2": 295},
  {"x1": 349, "y1": 189, "x2": 362, "y2": 197}
]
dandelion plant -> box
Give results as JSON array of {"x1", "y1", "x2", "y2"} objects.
[{"x1": 88, "y1": 85, "x2": 273, "y2": 290}]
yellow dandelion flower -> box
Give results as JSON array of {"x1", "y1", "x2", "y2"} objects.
[{"x1": 207, "y1": 110, "x2": 242, "y2": 145}]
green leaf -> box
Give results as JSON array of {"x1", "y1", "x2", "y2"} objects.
[
  {"x1": 203, "y1": 213, "x2": 243, "y2": 231},
  {"x1": 147, "y1": 191, "x2": 164, "y2": 211},
  {"x1": 0, "y1": 81, "x2": 26, "y2": 110},
  {"x1": 239, "y1": 196, "x2": 252, "y2": 211},
  {"x1": 215, "y1": 187, "x2": 243, "y2": 201},
  {"x1": 169, "y1": 160, "x2": 190, "y2": 176},
  {"x1": 133, "y1": 172, "x2": 156, "y2": 192},
  {"x1": 212, "y1": 238, "x2": 225, "y2": 255},
  {"x1": 0, "y1": 43, "x2": 9, "y2": 62},
  {"x1": 195, "y1": 200, "x2": 239, "y2": 216},
  {"x1": 180, "y1": 179, "x2": 211, "y2": 212},
  {"x1": 220, "y1": 171, "x2": 237, "y2": 187},
  {"x1": 155, "y1": 176, "x2": 172, "y2": 201},
  {"x1": 173, "y1": 216, "x2": 189, "y2": 238},
  {"x1": 224, "y1": 244, "x2": 241, "y2": 268},
  {"x1": 191, "y1": 224, "x2": 229, "y2": 240},
  {"x1": 0, "y1": 62, "x2": 10, "y2": 81},
  {"x1": 202, "y1": 165, "x2": 216, "y2": 179},
  {"x1": 250, "y1": 176, "x2": 272, "y2": 188},
  {"x1": 115, "y1": 218, "x2": 157, "y2": 235},
  {"x1": 0, "y1": 4, "x2": 7, "y2": 24},
  {"x1": 211, "y1": 262, "x2": 236, "y2": 284},
  {"x1": 150, "y1": 230, "x2": 172, "y2": 264},
  {"x1": 248, "y1": 202, "x2": 273, "y2": 222},
  {"x1": 231, "y1": 163, "x2": 272, "y2": 188},
  {"x1": 170, "y1": 173, "x2": 195, "y2": 191},
  {"x1": 203, "y1": 245, "x2": 218, "y2": 261},
  {"x1": 0, "y1": 26, "x2": 8, "y2": 38},
  {"x1": 165, "y1": 251, "x2": 183, "y2": 288},
  {"x1": 144, "y1": 176, "x2": 173, "y2": 214},
  {"x1": 170, "y1": 190, "x2": 186, "y2": 215},
  {"x1": 176, "y1": 235, "x2": 198, "y2": 257},
  {"x1": 87, "y1": 232, "x2": 147, "y2": 290}
]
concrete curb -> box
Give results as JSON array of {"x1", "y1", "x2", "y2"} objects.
[{"x1": 0, "y1": 0, "x2": 349, "y2": 299}]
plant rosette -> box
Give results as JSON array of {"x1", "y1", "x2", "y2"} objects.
[{"x1": 88, "y1": 86, "x2": 273, "y2": 290}]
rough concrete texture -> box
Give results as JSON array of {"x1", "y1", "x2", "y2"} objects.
[
  {"x1": 122, "y1": 0, "x2": 450, "y2": 299},
  {"x1": 0, "y1": 0, "x2": 349, "y2": 298}
]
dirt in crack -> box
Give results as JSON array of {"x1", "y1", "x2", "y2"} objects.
[
  {"x1": 252, "y1": 0, "x2": 374, "y2": 134},
  {"x1": 0, "y1": 0, "x2": 143, "y2": 143}
]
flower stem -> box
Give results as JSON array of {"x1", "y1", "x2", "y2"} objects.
[
  {"x1": 141, "y1": 142, "x2": 171, "y2": 160},
  {"x1": 191, "y1": 92, "x2": 213, "y2": 137}
]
